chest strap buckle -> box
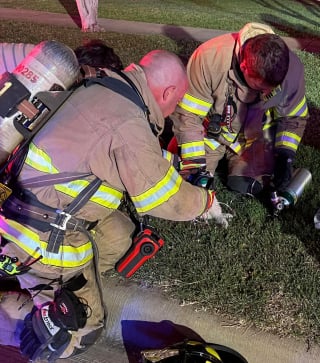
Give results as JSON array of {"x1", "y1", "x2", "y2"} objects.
[{"x1": 50, "y1": 211, "x2": 72, "y2": 231}]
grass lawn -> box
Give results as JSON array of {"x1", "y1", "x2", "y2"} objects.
[
  {"x1": 0, "y1": 0, "x2": 320, "y2": 347},
  {"x1": 1, "y1": 0, "x2": 320, "y2": 37}
]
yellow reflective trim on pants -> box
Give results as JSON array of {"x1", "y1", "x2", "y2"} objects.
[
  {"x1": 275, "y1": 140, "x2": 299, "y2": 151},
  {"x1": 0, "y1": 217, "x2": 93, "y2": 268},
  {"x1": 131, "y1": 165, "x2": 183, "y2": 213},
  {"x1": 178, "y1": 93, "x2": 212, "y2": 116},
  {"x1": 275, "y1": 131, "x2": 301, "y2": 151}
]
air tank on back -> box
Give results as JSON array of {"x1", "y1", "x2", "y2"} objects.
[{"x1": 0, "y1": 40, "x2": 80, "y2": 165}]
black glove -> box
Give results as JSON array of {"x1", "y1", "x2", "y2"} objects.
[
  {"x1": 273, "y1": 149, "x2": 295, "y2": 192},
  {"x1": 20, "y1": 288, "x2": 88, "y2": 363},
  {"x1": 206, "y1": 113, "x2": 222, "y2": 138}
]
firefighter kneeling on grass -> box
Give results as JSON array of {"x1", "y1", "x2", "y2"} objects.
[{"x1": 0, "y1": 42, "x2": 232, "y2": 362}]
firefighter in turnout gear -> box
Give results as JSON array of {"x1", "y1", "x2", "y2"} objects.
[
  {"x1": 171, "y1": 22, "x2": 308, "y2": 196},
  {"x1": 0, "y1": 48, "x2": 231, "y2": 361}
]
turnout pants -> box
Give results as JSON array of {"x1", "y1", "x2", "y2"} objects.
[
  {"x1": 206, "y1": 107, "x2": 276, "y2": 195},
  {"x1": 0, "y1": 209, "x2": 135, "y2": 358}
]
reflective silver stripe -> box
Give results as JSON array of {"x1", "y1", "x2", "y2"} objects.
[
  {"x1": 0, "y1": 217, "x2": 93, "y2": 268},
  {"x1": 179, "y1": 93, "x2": 212, "y2": 116},
  {"x1": 204, "y1": 137, "x2": 220, "y2": 150},
  {"x1": 180, "y1": 141, "x2": 205, "y2": 159},
  {"x1": 275, "y1": 131, "x2": 301, "y2": 151},
  {"x1": 131, "y1": 166, "x2": 182, "y2": 213}
]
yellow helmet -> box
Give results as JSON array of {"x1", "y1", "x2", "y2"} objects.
[{"x1": 141, "y1": 340, "x2": 248, "y2": 363}]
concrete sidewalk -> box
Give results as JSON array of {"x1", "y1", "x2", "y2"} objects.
[
  {"x1": 84, "y1": 277, "x2": 320, "y2": 363},
  {"x1": 0, "y1": 7, "x2": 320, "y2": 53},
  {"x1": 1, "y1": 7, "x2": 320, "y2": 363},
  {"x1": 3, "y1": 276, "x2": 320, "y2": 363}
]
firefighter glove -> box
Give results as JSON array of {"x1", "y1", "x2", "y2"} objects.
[
  {"x1": 273, "y1": 149, "x2": 295, "y2": 192},
  {"x1": 20, "y1": 288, "x2": 88, "y2": 363},
  {"x1": 202, "y1": 194, "x2": 233, "y2": 228}
]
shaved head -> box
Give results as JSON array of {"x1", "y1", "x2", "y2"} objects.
[{"x1": 139, "y1": 50, "x2": 188, "y2": 117}]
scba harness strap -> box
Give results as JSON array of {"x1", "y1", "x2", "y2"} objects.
[
  {"x1": 2, "y1": 179, "x2": 101, "y2": 254},
  {"x1": 0, "y1": 74, "x2": 147, "y2": 255}
]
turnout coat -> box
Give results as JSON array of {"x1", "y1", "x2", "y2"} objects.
[{"x1": 172, "y1": 23, "x2": 308, "y2": 181}]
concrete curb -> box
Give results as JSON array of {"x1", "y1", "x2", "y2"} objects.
[{"x1": 59, "y1": 277, "x2": 320, "y2": 363}]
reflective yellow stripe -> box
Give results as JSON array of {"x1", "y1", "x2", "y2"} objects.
[
  {"x1": 180, "y1": 141, "x2": 205, "y2": 159},
  {"x1": 288, "y1": 96, "x2": 308, "y2": 117},
  {"x1": 263, "y1": 120, "x2": 276, "y2": 131},
  {"x1": 221, "y1": 127, "x2": 237, "y2": 142},
  {"x1": 179, "y1": 93, "x2": 212, "y2": 116},
  {"x1": 230, "y1": 141, "x2": 242, "y2": 154},
  {"x1": 0, "y1": 217, "x2": 93, "y2": 268},
  {"x1": 25, "y1": 143, "x2": 58, "y2": 173},
  {"x1": 90, "y1": 185, "x2": 122, "y2": 208},
  {"x1": 25, "y1": 143, "x2": 123, "y2": 209},
  {"x1": 245, "y1": 138, "x2": 256, "y2": 149},
  {"x1": 275, "y1": 131, "x2": 301, "y2": 151},
  {"x1": 162, "y1": 149, "x2": 173, "y2": 163},
  {"x1": 55, "y1": 182, "x2": 122, "y2": 209},
  {"x1": 131, "y1": 165, "x2": 182, "y2": 213},
  {"x1": 204, "y1": 137, "x2": 220, "y2": 151}
]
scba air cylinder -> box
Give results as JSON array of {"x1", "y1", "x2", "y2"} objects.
[
  {"x1": 281, "y1": 168, "x2": 312, "y2": 206},
  {"x1": 0, "y1": 40, "x2": 79, "y2": 165}
]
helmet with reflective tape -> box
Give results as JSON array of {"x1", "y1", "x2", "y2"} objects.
[{"x1": 141, "y1": 340, "x2": 248, "y2": 363}]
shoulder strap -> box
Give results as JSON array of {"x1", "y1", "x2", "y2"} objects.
[
  {"x1": 84, "y1": 76, "x2": 148, "y2": 115},
  {"x1": 20, "y1": 172, "x2": 93, "y2": 189},
  {"x1": 84, "y1": 70, "x2": 163, "y2": 137}
]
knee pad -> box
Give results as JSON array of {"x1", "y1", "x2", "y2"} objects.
[{"x1": 227, "y1": 176, "x2": 262, "y2": 196}]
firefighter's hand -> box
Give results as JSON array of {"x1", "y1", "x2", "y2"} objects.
[
  {"x1": 20, "y1": 289, "x2": 87, "y2": 362},
  {"x1": 202, "y1": 195, "x2": 233, "y2": 228}
]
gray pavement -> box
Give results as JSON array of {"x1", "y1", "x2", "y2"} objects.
[{"x1": 1, "y1": 7, "x2": 320, "y2": 363}]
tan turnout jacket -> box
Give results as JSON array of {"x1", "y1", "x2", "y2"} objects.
[{"x1": 172, "y1": 23, "x2": 308, "y2": 176}]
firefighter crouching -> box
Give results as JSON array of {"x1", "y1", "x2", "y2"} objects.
[
  {"x1": 0, "y1": 49, "x2": 232, "y2": 362},
  {"x1": 171, "y1": 22, "x2": 308, "y2": 198}
]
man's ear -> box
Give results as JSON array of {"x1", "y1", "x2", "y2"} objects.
[
  {"x1": 239, "y1": 60, "x2": 247, "y2": 74},
  {"x1": 163, "y1": 85, "x2": 176, "y2": 101}
]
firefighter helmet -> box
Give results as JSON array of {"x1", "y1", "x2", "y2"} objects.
[{"x1": 141, "y1": 340, "x2": 248, "y2": 363}]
